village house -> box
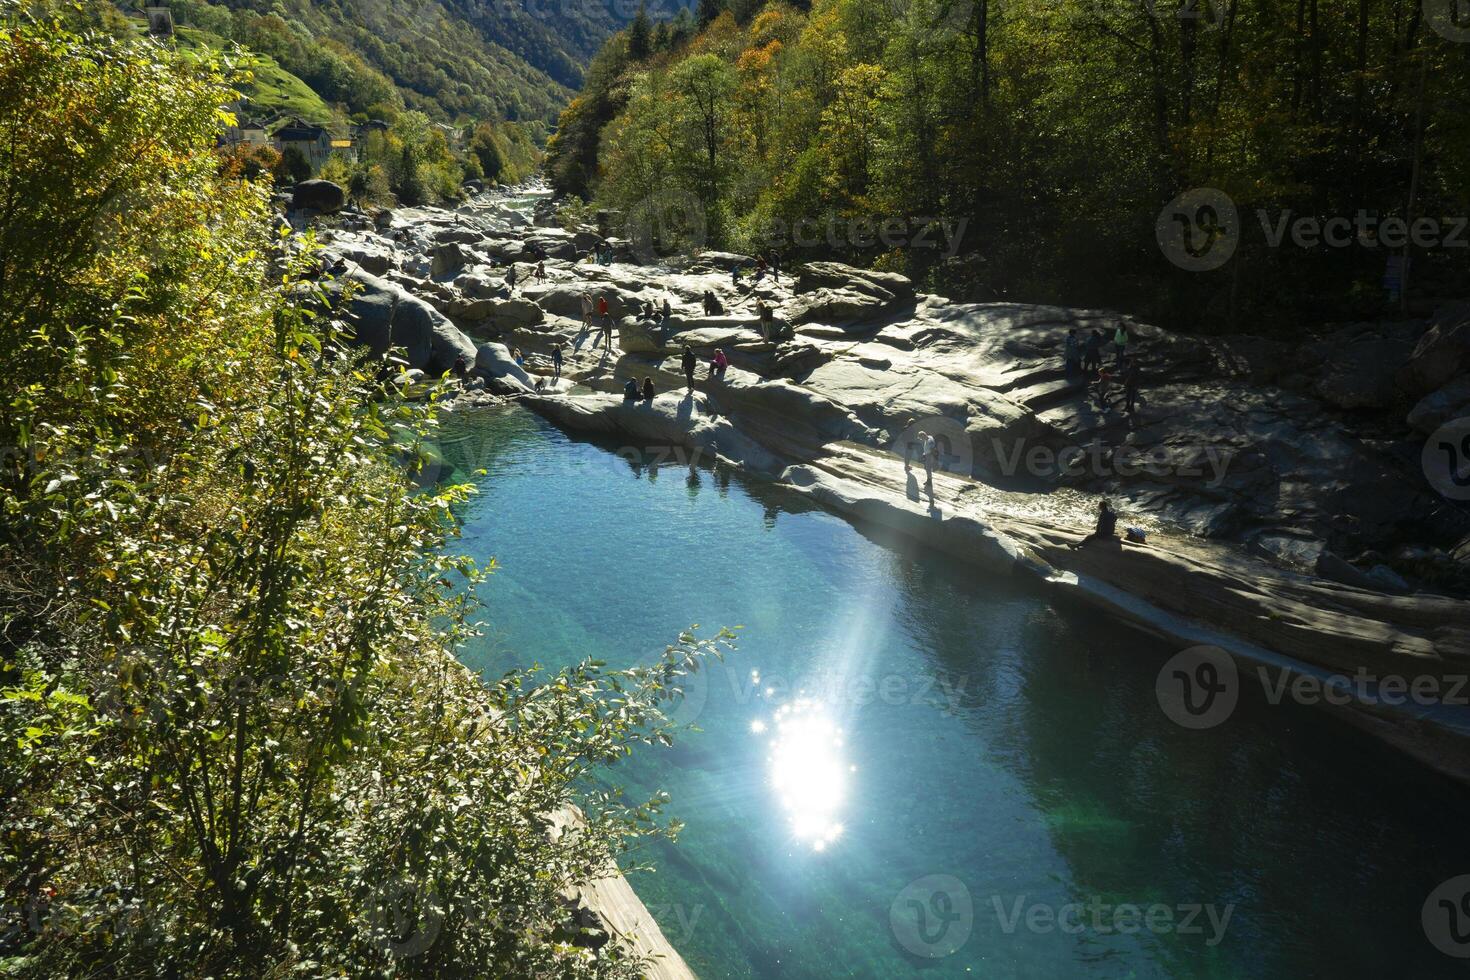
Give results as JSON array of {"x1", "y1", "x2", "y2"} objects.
[{"x1": 273, "y1": 118, "x2": 333, "y2": 171}]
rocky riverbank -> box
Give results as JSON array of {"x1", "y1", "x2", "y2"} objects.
[{"x1": 308, "y1": 181, "x2": 1470, "y2": 785}]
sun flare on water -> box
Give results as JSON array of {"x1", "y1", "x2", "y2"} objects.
[{"x1": 756, "y1": 698, "x2": 852, "y2": 851}]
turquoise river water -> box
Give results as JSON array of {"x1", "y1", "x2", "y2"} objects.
[{"x1": 436, "y1": 405, "x2": 1470, "y2": 979}]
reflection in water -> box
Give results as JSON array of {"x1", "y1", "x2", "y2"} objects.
[{"x1": 757, "y1": 699, "x2": 852, "y2": 851}]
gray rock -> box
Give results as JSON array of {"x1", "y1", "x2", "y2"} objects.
[
  {"x1": 1398, "y1": 302, "x2": 1470, "y2": 398},
  {"x1": 292, "y1": 179, "x2": 346, "y2": 215},
  {"x1": 474, "y1": 343, "x2": 535, "y2": 393},
  {"x1": 1408, "y1": 375, "x2": 1470, "y2": 435},
  {"x1": 338, "y1": 269, "x2": 477, "y2": 375},
  {"x1": 796, "y1": 261, "x2": 915, "y2": 302},
  {"x1": 431, "y1": 241, "x2": 486, "y2": 278}
]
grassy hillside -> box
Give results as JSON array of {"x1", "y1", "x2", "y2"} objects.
[{"x1": 174, "y1": 26, "x2": 333, "y2": 124}]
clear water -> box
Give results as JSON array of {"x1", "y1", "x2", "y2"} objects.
[{"x1": 437, "y1": 405, "x2": 1470, "y2": 980}]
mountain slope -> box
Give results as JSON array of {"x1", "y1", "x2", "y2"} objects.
[{"x1": 172, "y1": 0, "x2": 651, "y2": 126}]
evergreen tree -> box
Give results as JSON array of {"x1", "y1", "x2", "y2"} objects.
[
  {"x1": 628, "y1": 2, "x2": 652, "y2": 61},
  {"x1": 696, "y1": 0, "x2": 725, "y2": 28}
]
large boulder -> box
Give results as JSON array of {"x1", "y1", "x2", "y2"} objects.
[
  {"x1": 431, "y1": 241, "x2": 489, "y2": 278},
  {"x1": 327, "y1": 237, "x2": 396, "y2": 276},
  {"x1": 1306, "y1": 322, "x2": 1420, "y2": 410},
  {"x1": 796, "y1": 262, "x2": 916, "y2": 302},
  {"x1": 474, "y1": 343, "x2": 535, "y2": 394},
  {"x1": 618, "y1": 316, "x2": 666, "y2": 354},
  {"x1": 435, "y1": 227, "x2": 486, "y2": 247},
  {"x1": 522, "y1": 282, "x2": 643, "y2": 320},
  {"x1": 1398, "y1": 303, "x2": 1470, "y2": 398},
  {"x1": 1408, "y1": 376, "x2": 1470, "y2": 435},
  {"x1": 785, "y1": 288, "x2": 903, "y2": 328},
  {"x1": 338, "y1": 269, "x2": 477, "y2": 375},
  {"x1": 292, "y1": 179, "x2": 346, "y2": 215},
  {"x1": 454, "y1": 268, "x2": 511, "y2": 300}
]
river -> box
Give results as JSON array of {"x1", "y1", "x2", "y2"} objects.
[{"x1": 436, "y1": 403, "x2": 1470, "y2": 979}]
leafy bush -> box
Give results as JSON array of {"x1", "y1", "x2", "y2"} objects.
[{"x1": 0, "y1": 10, "x2": 723, "y2": 976}]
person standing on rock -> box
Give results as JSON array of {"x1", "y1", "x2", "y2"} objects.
[
  {"x1": 1114, "y1": 324, "x2": 1131, "y2": 368},
  {"x1": 552, "y1": 342, "x2": 564, "y2": 382},
  {"x1": 917, "y1": 429, "x2": 937, "y2": 494},
  {"x1": 535, "y1": 260, "x2": 546, "y2": 283},
  {"x1": 768, "y1": 250, "x2": 781, "y2": 283},
  {"x1": 1084, "y1": 329, "x2": 1104, "y2": 374},
  {"x1": 1064, "y1": 329, "x2": 1081, "y2": 378},
  {"x1": 1124, "y1": 360, "x2": 1140, "y2": 415},
  {"x1": 682, "y1": 346, "x2": 697, "y2": 391},
  {"x1": 598, "y1": 294, "x2": 613, "y2": 353},
  {"x1": 505, "y1": 264, "x2": 519, "y2": 294},
  {"x1": 581, "y1": 291, "x2": 594, "y2": 331},
  {"x1": 623, "y1": 377, "x2": 639, "y2": 400},
  {"x1": 662, "y1": 296, "x2": 672, "y2": 324}
]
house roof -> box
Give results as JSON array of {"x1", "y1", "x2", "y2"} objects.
[{"x1": 275, "y1": 118, "x2": 328, "y2": 142}]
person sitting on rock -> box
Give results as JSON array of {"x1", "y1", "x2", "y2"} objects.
[
  {"x1": 1073, "y1": 499, "x2": 1120, "y2": 549},
  {"x1": 755, "y1": 255, "x2": 768, "y2": 282},
  {"x1": 756, "y1": 300, "x2": 774, "y2": 341},
  {"x1": 1093, "y1": 366, "x2": 1113, "y2": 411},
  {"x1": 681, "y1": 346, "x2": 697, "y2": 390},
  {"x1": 641, "y1": 377, "x2": 656, "y2": 403},
  {"x1": 703, "y1": 291, "x2": 724, "y2": 316},
  {"x1": 512, "y1": 347, "x2": 525, "y2": 367},
  {"x1": 710, "y1": 348, "x2": 729, "y2": 380},
  {"x1": 623, "y1": 377, "x2": 639, "y2": 401}
]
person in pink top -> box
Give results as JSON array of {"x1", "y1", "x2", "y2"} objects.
[{"x1": 710, "y1": 348, "x2": 729, "y2": 380}]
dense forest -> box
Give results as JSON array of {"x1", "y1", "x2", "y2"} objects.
[
  {"x1": 548, "y1": 0, "x2": 1470, "y2": 332},
  {"x1": 0, "y1": 6, "x2": 728, "y2": 974}
]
